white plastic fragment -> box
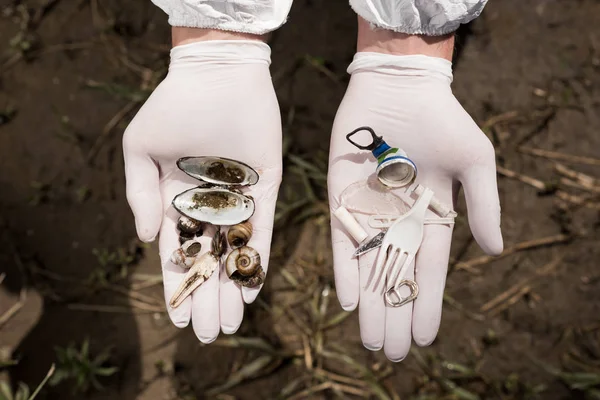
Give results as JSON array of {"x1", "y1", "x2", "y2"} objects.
[
  {"x1": 412, "y1": 184, "x2": 457, "y2": 218},
  {"x1": 368, "y1": 215, "x2": 456, "y2": 229},
  {"x1": 333, "y1": 206, "x2": 369, "y2": 243}
]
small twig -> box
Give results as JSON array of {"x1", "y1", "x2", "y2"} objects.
[
  {"x1": 560, "y1": 178, "x2": 600, "y2": 194},
  {"x1": 488, "y1": 286, "x2": 531, "y2": 317},
  {"x1": 482, "y1": 110, "x2": 520, "y2": 129},
  {"x1": 555, "y1": 163, "x2": 599, "y2": 189},
  {"x1": 67, "y1": 303, "x2": 157, "y2": 313},
  {"x1": 519, "y1": 147, "x2": 600, "y2": 166},
  {"x1": 0, "y1": 289, "x2": 27, "y2": 328},
  {"x1": 444, "y1": 294, "x2": 485, "y2": 321},
  {"x1": 455, "y1": 234, "x2": 570, "y2": 271},
  {"x1": 480, "y1": 257, "x2": 563, "y2": 313},
  {"x1": 497, "y1": 166, "x2": 600, "y2": 209}
]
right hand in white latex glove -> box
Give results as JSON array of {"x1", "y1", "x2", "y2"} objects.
[
  {"x1": 123, "y1": 40, "x2": 282, "y2": 342},
  {"x1": 328, "y1": 53, "x2": 503, "y2": 361}
]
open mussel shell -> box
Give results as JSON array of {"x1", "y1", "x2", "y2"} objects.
[
  {"x1": 177, "y1": 156, "x2": 259, "y2": 187},
  {"x1": 172, "y1": 186, "x2": 255, "y2": 226}
]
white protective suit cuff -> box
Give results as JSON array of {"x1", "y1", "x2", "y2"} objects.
[
  {"x1": 170, "y1": 40, "x2": 271, "y2": 66},
  {"x1": 349, "y1": 0, "x2": 488, "y2": 36},
  {"x1": 152, "y1": 1, "x2": 293, "y2": 35},
  {"x1": 348, "y1": 53, "x2": 453, "y2": 83}
]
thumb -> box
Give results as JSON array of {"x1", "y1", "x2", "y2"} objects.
[
  {"x1": 460, "y1": 154, "x2": 503, "y2": 256},
  {"x1": 123, "y1": 140, "x2": 162, "y2": 242}
]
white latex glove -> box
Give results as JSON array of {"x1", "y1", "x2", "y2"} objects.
[
  {"x1": 328, "y1": 53, "x2": 503, "y2": 361},
  {"x1": 123, "y1": 40, "x2": 282, "y2": 342}
]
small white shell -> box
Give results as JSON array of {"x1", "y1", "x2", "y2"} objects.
[
  {"x1": 177, "y1": 157, "x2": 259, "y2": 186},
  {"x1": 172, "y1": 187, "x2": 255, "y2": 226},
  {"x1": 170, "y1": 240, "x2": 202, "y2": 268}
]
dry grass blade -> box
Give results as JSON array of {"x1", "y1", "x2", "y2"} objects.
[
  {"x1": 87, "y1": 100, "x2": 139, "y2": 163},
  {"x1": 322, "y1": 311, "x2": 352, "y2": 330},
  {"x1": 444, "y1": 294, "x2": 485, "y2": 321},
  {"x1": 480, "y1": 257, "x2": 563, "y2": 313},
  {"x1": 0, "y1": 288, "x2": 27, "y2": 329},
  {"x1": 67, "y1": 303, "x2": 157, "y2": 314},
  {"x1": 205, "y1": 355, "x2": 274, "y2": 396},
  {"x1": 212, "y1": 336, "x2": 279, "y2": 355},
  {"x1": 555, "y1": 164, "x2": 599, "y2": 188},
  {"x1": 321, "y1": 349, "x2": 392, "y2": 400},
  {"x1": 482, "y1": 110, "x2": 520, "y2": 129},
  {"x1": 497, "y1": 166, "x2": 600, "y2": 209},
  {"x1": 455, "y1": 234, "x2": 570, "y2": 271},
  {"x1": 520, "y1": 147, "x2": 600, "y2": 166},
  {"x1": 496, "y1": 166, "x2": 548, "y2": 191}
]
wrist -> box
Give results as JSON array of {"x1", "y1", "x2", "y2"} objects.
[
  {"x1": 356, "y1": 17, "x2": 454, "y2": 61},
  {"x1": 172, "y1": 27, "x2": 268, "y2": 47}
]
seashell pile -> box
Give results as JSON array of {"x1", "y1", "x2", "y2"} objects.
[{"x1": 169, "y1": 157, "x2": 264, "y2": 309}]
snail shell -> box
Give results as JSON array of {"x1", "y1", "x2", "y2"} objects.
[
  {"x1": 227, "y1": 222, "x2": 253, "y2": 249},
  {"x1": 177, "y1": 216, "x2": 203, "y2": 235},
  {"x1": 170, "y1": 240, "x2": 201, "y2": 268},
  {"x1": 226, "y1": 246, "x2": 261, "y2": 277},
  {"x1": 179, "y1": 231, "x2": 195, "y2": 245},
  {"x1": 231, "y1": 267, "x2": 265, "y2": 288}
]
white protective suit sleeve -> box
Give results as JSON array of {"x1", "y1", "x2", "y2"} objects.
[
  {"x1": 350, "y1": 0, "x2": 488, "y2": 35},
  {"x1": 149, "y1": 1, "x2": 487, "y2": 36}
]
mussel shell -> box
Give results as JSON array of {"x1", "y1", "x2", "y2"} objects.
[
  {"x1": 177, "y1": 216, "x2": 203, "y2": 234},
  {"x1": 177, "y1": 157, "x2": 259, "y2": 187},
  {"x1": 225, "y1": 246, "x2": 261, "y2": 277},
  {"x1": 172, "y1": 186, "x2": 255, "y2": 226},
  {"x1": 227, "y1": 221, "x2": 253, "y2": 249}
]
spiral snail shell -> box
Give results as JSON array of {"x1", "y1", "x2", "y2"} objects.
[
  {"x1": 226, "y1": 246, "x2": 261, "y2": 277},
  {"x1": 227, "y1": 222, "x2": 253, "y2": 249}
]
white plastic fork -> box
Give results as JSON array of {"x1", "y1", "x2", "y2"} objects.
[{"x1": 371, "y1": 187, "x2": 433, "y2": 294}]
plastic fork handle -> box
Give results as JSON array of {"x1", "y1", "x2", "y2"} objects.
[
  {"x1": 410, "y1": 187, "x2": 434, "y2": 219},
  {"x1": 412, "y1": 184, "x2": 456, "y2": 217}
]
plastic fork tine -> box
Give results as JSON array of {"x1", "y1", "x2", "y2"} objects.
[
  {"x1": 389, "y1": 252, "x2": 415, "y2": 290},
  {"x1": 372, "y1": 243, "x2": 389, "y2": 289},
  {"x1": 375, "y1": 246, "x2": 399, "y2": 292}
]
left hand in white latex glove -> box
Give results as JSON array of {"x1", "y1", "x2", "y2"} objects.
[
  {"x1": 328, "y1": 53, "x2": 503, "y2": 361},
  {"x1": 123, "y1": 40, "x2": 282, "y2": 342}
]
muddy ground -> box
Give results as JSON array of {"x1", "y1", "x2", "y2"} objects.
[{"x1": 1, "y1": 0, "x2": 599, "y2": 399}]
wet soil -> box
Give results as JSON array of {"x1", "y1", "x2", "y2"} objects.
[{"x1": 1, "y1": 0, "x2": 599, "y2": 399}]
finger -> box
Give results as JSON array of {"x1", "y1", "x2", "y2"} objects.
[
  {"x1": 242, "y1": 169, "x2": 281, "y2": 304},
  {"x1": 460, "y1": 149, "x2": 503, "y2": 256},
  {"x1": 327, "y1": 161, "x2": 366, "y2": 312},
  {"x1": 123, "y1": 137, "x2": 162, "y2": 243},
  {"x1": 330, "y1": 217, "x2": 360, "y2": 311},
  {"x1": 219, "y1": 264, "x2": 244, "y2": 334},
  {"x1": 191, "y1": 227, "x2": 221, "y2": 343},
  {"x1": 159, "y1": 205, "x2": 192, "y2": 328},
  {"x1": 412, "y1": 224, "x2": 452, "y2": 347},
  {"x1": 358, "y1": 248, "x2": 386, "y2": 351},
  {"x1": 384, "y1": 259, "x2": 415, "y2": 362},
  {"x1": 158, "y1": 175, "x2": 200, "y2": 328}
]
